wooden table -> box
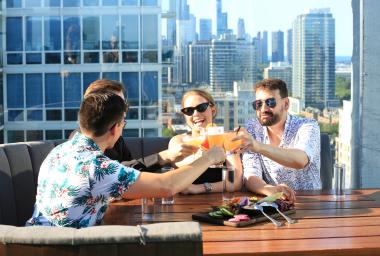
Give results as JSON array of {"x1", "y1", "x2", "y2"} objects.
[{"x1": 103, "y1": 189, "x2": 380, "y2": 255}]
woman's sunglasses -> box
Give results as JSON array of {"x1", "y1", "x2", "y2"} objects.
[
  {"x1": 181, "y1": 102, "x2": 210, "y2": 116},
  {"x1": 252, "y1": 98, "x2": 277, "y2": 110}
]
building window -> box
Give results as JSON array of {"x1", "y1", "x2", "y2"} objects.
[
  {"x1": 27, "y1": 110, "x2": 43, "y2": 121},
  {"x1": 83, "y1": 0, "x2": 99, "y2": 6},
  {"x1": 27, "y1": 130, "x2": 43, "y2": 141},
  {"x1": 6, "y1": 17, "x2": 23, "y2": 51},
  {"x1": 7, "y1": 53, "x2": 23, "y2": 65},
  {"x1": 46, "y1": 109, "x2": 62, "y2": 121},
  {"x1": 102, "y1": 72, "x2": 119, "y2": 81},
  {"x1": 46, "y1": 130, "x2": 62, "y2": 140},
  {"x1": 122, "y1": 72, "x2": 139, "y2": 107},
  {"x1": 63, "y1": 0, "x2": 79, "y2": 7},
  {"x1": 44, "y1": 0, "x2": 60, "y2": 7},
  {"x1": 26, "y1": 16, "x2": 42, "y2": 51},
  {"x1": 6, "y1": 0, "x2": 22, "y2": 8},
  {"x1": 83, "y1": 16, "x2": 100, "y2": 50},
  {"x1": 123, "y1": 129, "x2": 139, "y2": 137},
  {"x1": 102, "y1": 15, "x2": 119, "y2": 63},
  {"x1": 8, "y1": 110, "x2": 24, "y2": 122},
  {"x1": 63, "y1": 16, "x2": 81, "y2": 64},
  {"x1": 142, "y1": 71, "x2": 158, "y2": 106},
  {"x1": 26, "y1": 73, "x2": 43, "y2": 108},
  {"x1": 26, "y1": 53, "x2": 42, "y2": 64},
  {"x1": 8, "y1": 131, "x2": 25, "y2": 143},
  {"x1": 65, "y1": 109, "x2": 78, "y2": 121},
  {"x1": 83, "y1": 72, "x2": 100, "y2": 92},
  {"x1": 64, "y1": 72, "x2": 81, "y2": 108},
  {"x1": 44, "y1": 16, "x2": 61, "y2": 51},
  {"x1": 7, "y1": 74, "x2": 24, "y2": 108},
  {"x1": 102, "y1": 0, "x2": 118, "y2": 6},
  {"x1": 45, "y1": 73, "x2": 62, "y2": 108}
]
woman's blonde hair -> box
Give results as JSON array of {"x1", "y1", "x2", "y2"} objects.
[{"x1": 181, "y1": 89, "x2": 217, "y2": 118}]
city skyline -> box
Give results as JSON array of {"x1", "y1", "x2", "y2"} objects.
[{"x1": 187, "y1": 0, "x2": 352, "y2": 56}]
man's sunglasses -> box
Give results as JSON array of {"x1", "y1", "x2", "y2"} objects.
[
  {"x1": 181, "y1": 102, "x2": 210, "y2": 116},
  {"x1": 252, "y1": 98, "x2": 277, "y2": 110}
]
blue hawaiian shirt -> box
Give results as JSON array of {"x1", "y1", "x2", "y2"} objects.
[
  {"x1": 26, "y1": 132, "x2": 140, "y2": 228},
  {"x1": 243, "y1": 114, "x2": 321, "y2": 190}
]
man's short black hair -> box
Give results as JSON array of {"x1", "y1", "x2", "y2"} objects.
[
  {"x1": 79, "y1": 90, "x2": 127, "y2": 137},
  {"x1": 255, "y1": 78, "x2": 288, "y2": 98}
]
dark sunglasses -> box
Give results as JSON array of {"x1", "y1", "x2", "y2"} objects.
[
  {"x1": 181, "y1": 102, "x2": 210, "y2": 116},
  {"x1": 252, "y1": 98, "x2": 277, "y2": 110}
]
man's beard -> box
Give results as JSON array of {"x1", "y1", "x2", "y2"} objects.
[{"x1": 258, "y1": 111, "x2": 280, "y2": 126}]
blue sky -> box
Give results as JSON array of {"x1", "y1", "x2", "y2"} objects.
[{"x1": 187, "y1": 0, "x2": 352, "y2": 56}]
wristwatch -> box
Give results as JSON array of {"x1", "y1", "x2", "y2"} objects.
[{"x1": 204, "y1": 182, "x2": 213, "y2": 193}]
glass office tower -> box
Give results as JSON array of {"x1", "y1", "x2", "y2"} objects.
[
  {"x1": 292, "y1": 8, "x2": 336, "y2": 110},
  {"x1": 3, "y1": 0, "x2": 161, "y2": 143}
]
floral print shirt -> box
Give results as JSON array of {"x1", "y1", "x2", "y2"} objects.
[
  {"x1": 26, "y1": 132, "x2": 140, "y2": 228},
  {"x1": 243, "y1": 114, "x2": 321, "y2": 190}
]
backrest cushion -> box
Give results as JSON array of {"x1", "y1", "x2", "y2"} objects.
[
  {"x1": 320, "y1": 133, "x2": 333, "y2": 190},
  {"x1": 0, "y1": 144, "x2": 35, "y2": 226},
  {"x1": 0, "y1": 148, "x2": 18, "y2": 226},
  {"x1": 142, "y1": 137, "x2": 170, "y2": 157},
  {"x1": 26, "y1": 141, "x2": 55, "y2": 188},
  {"x1": 124, "y1": 137, "x2": 143, "y2": 159}
]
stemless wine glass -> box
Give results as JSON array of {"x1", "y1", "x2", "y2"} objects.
[{"x1": 207, "y1": 126, "x2": 225, "y2": 168}]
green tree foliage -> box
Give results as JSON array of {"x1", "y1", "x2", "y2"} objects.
[
  {"x1": 319, "y1": 122, "x2": 339, "y2": 138},
  {"x1": 162, "y1": 126, "x2": 176, "y2": 138},
  {"x1": 335, "y1": 76, "x2": 351, "y2": 104}
]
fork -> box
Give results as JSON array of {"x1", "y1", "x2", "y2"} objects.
[
  {"x1": 254, "y1": 204, "x2": 282, "y2": 227},
  {"x1": 259, "y1": 202, "x2": 296, "y2": 224}
]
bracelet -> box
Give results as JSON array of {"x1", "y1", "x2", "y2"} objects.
[{"x1": 204, "y1": 182, "x2": 212, "y2": 193}]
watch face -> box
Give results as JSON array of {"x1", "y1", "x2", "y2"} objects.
[{"x1": 204, "y1": 182, "x2": 212, "y2": 193}]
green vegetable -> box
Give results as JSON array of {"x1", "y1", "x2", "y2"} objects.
[
  {"x1": 208, "y1": 211, "x2": 224, "y2": 218},
  {"x1": 220, "y1": 207, "x2": 234, "y2": 217},
  {"x1": 258, "y1": 192, "x2": 283, "y2": 203}
]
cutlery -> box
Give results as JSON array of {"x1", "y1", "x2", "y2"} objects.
[{"x1": 259, "y1": 202, "x2": 296, "y2": 224}]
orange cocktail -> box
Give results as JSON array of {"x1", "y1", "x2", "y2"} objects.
[
  {"x1": 183, "y1": 136, "x2": 205, "y2": 147},
  {"x1": 207, "y1": 126, "x2": 225, "y2": 148},
  {"x1": 223, "y1": 132, "x2": 242, "y2": 152}
]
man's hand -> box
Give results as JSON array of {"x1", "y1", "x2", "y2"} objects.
[
  {"x1": 233, "y1": 128, "x2": 261, "y2": 153},
  {"x1": 203, "y1": 146, "x2": 226, "y2": 165},
  {"x1": 160, "y1": 144, "x2": 198, "y2": 164},
  {"x1": 263, "y1": 184, "x2": 296, "y2": 204}
]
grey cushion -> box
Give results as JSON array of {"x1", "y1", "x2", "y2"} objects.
[
  {"x1": 320, "y1": 133, "x2": 333, "y2": 190},
  {"x1": 0, "y1": 149, "x2": 18, "y2": 226},
  {"x1": 26, "y1": 141, "x2": 55, "y2": 187},
  {"x1": 1, "y1": 222, "x2": 201, "y2": 245},
  {"x1": 0, "y1": 144, "x2": 36, "y2": 226}
]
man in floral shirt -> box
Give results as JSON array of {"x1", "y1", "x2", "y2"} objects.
[
  {"x1": 237, "y1": 79, "x2": 321, "y2": 203},
  {"x1": 27, "y1": 90, "x2": 225, "y2": 228}
]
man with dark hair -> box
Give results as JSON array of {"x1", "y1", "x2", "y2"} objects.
[
  {"x1": 238, "y1": 78, "x2": 321, "y2": 203},
  {"x1": 27, "y1": 91, "x2": 225, "y2": 227}
]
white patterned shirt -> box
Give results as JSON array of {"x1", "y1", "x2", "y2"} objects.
[{"x1": 243, "y1": 114, "x2": 321, "y2": 190}]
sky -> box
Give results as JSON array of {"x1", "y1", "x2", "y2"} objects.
[{"x1": 186, "y1": 0, "x2": 353, "y2": 56}]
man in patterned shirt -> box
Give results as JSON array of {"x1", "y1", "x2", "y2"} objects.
[
  {"x1": 27, "y1": 91, "x2": 225, "y2": 228},
  {"x1": 237, "y1": 78, "x2": 321, "y2": 203}
]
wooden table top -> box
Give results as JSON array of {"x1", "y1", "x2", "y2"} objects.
[{"x1": 103, "y1": 189, "x2": 380, "y2": 255}]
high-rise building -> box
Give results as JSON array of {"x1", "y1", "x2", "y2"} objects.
[
  {"x1": 292, "y1": 8, "x2": 336, "y2": 110},
  {"x1": 3, "y1": 1, "x2": 162, "y2": 143},
  {"x1": 253, "y1": 31, "x2": 268, "y2": 65},
  {"x1": 199, "y1": 19, "x2": 212, "y2": 41},
  {"x1": 210, "y1": 38, "x2": 256, "y2": 92},
  {"x1": 287, "y1": 29, "x2": 293, "y2": 64},
  {"x1": 189, "y1": 41, "x2": 211, "y2": 85},
  {"x1": 264, "y1": 62, "x2": 292, "y2": 94},
  {"x1": 237, "y1": 18, "x2": 246, "y2": 39},
  {"x1": 216, "y1": 0, "x2": 228, "y2": 37},
  {"x1": 351, "y1": 0, "x2": 380, "y2": 188},
  {"x1": 271, "y1": 30, "x2": 284, "y2": 62}
]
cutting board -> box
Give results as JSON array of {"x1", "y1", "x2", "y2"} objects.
[{"x1": 192, "y1": 207, "x2": 296, "y2": 227}]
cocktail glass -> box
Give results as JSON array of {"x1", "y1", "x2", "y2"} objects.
[
  {"x1": 207, "y1": 126, "x2": 225, "y2": 168},
  {"x1": 223, "y1": 131, "x2": 242, "y2": 153}
]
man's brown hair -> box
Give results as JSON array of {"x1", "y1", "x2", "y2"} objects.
[
  {"x1": 84, "y1": 79, "x2": 125, "y2": 96},
  {"x1": 79, "y1": 90, "x2": 127, "y2": 137},
  {"x1": 255, "y1": 78, "x2": 288, "y2": 98}
]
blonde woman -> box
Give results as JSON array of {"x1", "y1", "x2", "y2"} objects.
[{"x1": 169, "y1": 89, "x2": 243, "y2": 194}]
